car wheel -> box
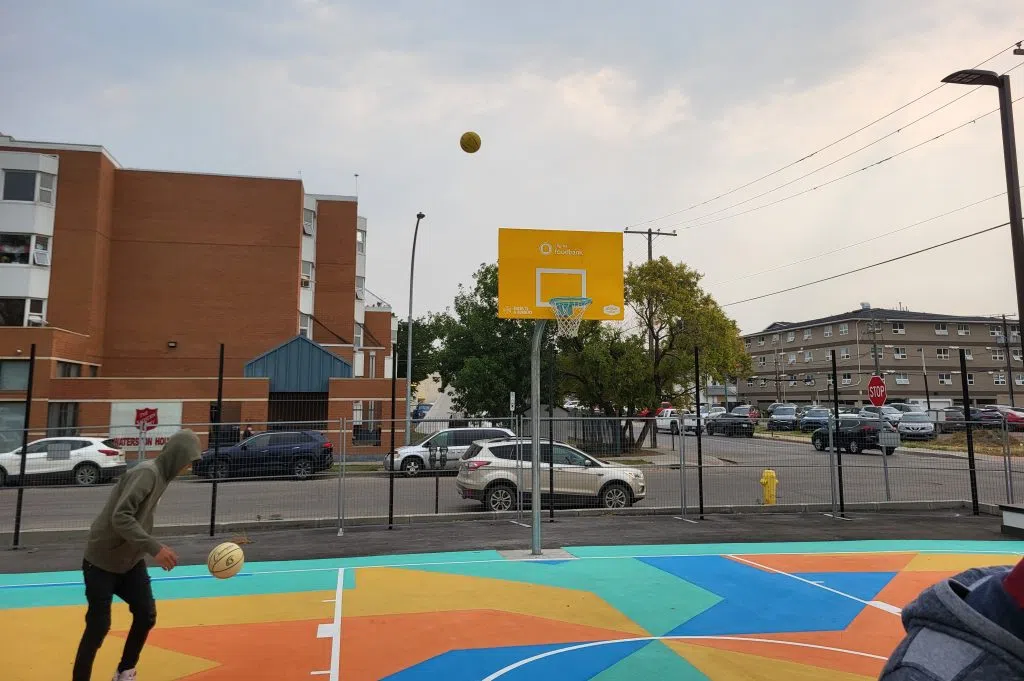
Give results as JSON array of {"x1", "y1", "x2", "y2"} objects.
[
  {"x1": 600, "y1": 482, "x2": 632, "y2": 509},
  {"x1": 293, "y1": 458, "x2": 314, "y2": 480},
  {"x1": 485, "y1": 484, "x2": 516, "y2": 512},
  {"x1": 812, "y1": 436, "x2": 825, "y2": 451},
  {"x1": 848, "y1": 439, "x2": 861, "y2": 454},
  {"x1": 73, "y1": 463, "x2": 101, "y2": 486},
  {"x1": 214, "y1": 459, "x2": 232, "y2": 480},
  {"x1": 402, "y1": 457, "x2": 423, "y2": 478}
]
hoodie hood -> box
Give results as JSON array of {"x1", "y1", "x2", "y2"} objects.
[{"x1": 154, "y1": 429, "x2": 202, "y2": 481}]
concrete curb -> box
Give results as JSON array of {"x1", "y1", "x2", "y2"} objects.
[{"x1": 3, "y1": 500, "x2": 995, "y2": 543}]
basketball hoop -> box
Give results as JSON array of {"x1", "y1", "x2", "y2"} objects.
[{"x1": 549, "y1": 296, "x2": 591, "y2": 338}]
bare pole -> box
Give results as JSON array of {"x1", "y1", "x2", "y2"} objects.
[{"x1": 404, "y1": 212, "x2": 425, "y2": 445}]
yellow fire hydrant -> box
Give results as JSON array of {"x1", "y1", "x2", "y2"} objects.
[{"x1": 760, "y1": 469, "x2": 778, "y2": 505}]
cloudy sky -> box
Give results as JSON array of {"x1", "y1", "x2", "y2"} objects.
[{"x1": 3, "y1": 1, "x2": 1023, "y2": 334}]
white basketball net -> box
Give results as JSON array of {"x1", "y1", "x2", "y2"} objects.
[{"x1": 550, "y1": 297, "x2": 591, "y2": 338}]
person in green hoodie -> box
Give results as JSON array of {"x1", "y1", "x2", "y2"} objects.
[{"x1": 72, "y1": 429, "x2": 202, "y2": 681}]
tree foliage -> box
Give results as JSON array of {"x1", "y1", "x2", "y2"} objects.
[
  {"x1": 557, "y1": 322, "x2": 650, "y2": 415},
  {"x1": 396, "y1": 314, "x2": 445, "y2": 390},
  {"x1": 432, "y1": 263, "x2": 557, "y2": 416}
]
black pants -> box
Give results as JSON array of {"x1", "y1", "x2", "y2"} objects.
[{"x1": 72, "y1": 559, "x2": 156, "y2": 681}]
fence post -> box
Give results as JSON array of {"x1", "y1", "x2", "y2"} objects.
[
  {"x1": 337, "y1": 418, "x2": 346, "y2": 536},
  {"x1": 694, "y1": 346, "x2": 705, "y2": 519},
  {"x1": 516, "y1": 415, "x2": 524, "y2": 523},
  {"x1": 679, "y1": 416, "x2": 687, "y2": 518},
  {"x1": 388, "y1": 350, "x2": 398, "y2": 530},
  {"x1": 1004, "y1": 417, "x2": 1013, "y2": 504},
  {"x1": 208, "y1": 343, "x2": 224, "y2": 538},
  {"x1": 11, "y1": 343, "x2": 36, "y2": 549},
  {"x1": 831, "y1": 351, "x2": 846, "y2": 517},
  {"x1": 958, "y1": 349, "x2": 980, "y2": 515}
]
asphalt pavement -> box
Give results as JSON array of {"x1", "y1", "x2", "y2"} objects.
[{"x1": 0, "y1": 434, "x2": 1018, "y2": 537}]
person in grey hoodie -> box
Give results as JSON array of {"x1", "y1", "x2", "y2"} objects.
[
  {"x1": 72, "y1": 430, "x2": 202, "y2": 681},
  {"x1": 879, "y1": 560, "x2": 1024, "y2": 680}
]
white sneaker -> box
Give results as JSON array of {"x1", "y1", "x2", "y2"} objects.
[{"x1": 112, "y1": 670, "x2": 137, "y2": 681}]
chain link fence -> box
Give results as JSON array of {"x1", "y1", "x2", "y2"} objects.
[{"x1": 1, "y1": 413, "x2": 1020, "y2": 545}]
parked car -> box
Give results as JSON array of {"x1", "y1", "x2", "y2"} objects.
[
  {"x1": 765, "y1": 402, "x2": 784, "y2": 416},
  {"x1": 192, "y1": 430, "x2": 334, "y2": 480},
  {"x1": 897, "y1": 412, "x2": 937, "y2": 440},
  {"x1": 0, "y1": 437, "x2": 126, "y2": 487},
  {"x1": 385, "y1": 426, "x2": 515, "y2": 477},
  {"x1": 766, "y1": 405, "x2": 801, "y2": 431},
  {"x1": 811, "y1": 417, "x2": 898, "y2": 455},
  {"x1": 979, "y1": 405, "x2": 1024, "y2": 431},
  {"x1": 888, "y1": 402, "x2": 925, "y2": 414},
  {"x1": 729, "y1": 405, "x2": 761, "y2": 421},
  {"x1": 706, "y1": 410, "x2": 756, "y2": 437},
  {"x1": 656, "y1": 408, "x2": 683, "y2": 434},
  {"x1": 456, "y1": 438, "x2": 646, "y2": 511},
  {"x1": 858, "y1": 405, "x2": 903, "y2": 424},
  {"x1": 799, "y1": 407, "x2": 832, "y2": 432},
  {"x1": 938, "y1": 407, "x2": 966, "y2": 433},
  {"x1": 707, "y1": 406, "x2": 727, "y2": 420}
]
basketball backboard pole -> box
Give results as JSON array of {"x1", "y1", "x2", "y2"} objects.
[{"x1": 530, "y1": 320, "x2": 546, "y2": 555}]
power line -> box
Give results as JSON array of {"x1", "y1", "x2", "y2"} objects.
[
  {"x1": 721, "y1": 222, "x2": 1010, "y2": 307},
  {"x1": 705, "y1": 188, "x2": 1013, "y2": 286},
  {"x1": 657, "y1": 95, "x2": 1022, "y2": 233},
  {"x1": 625, "y1": 39, "x2": 1023, "y2": 229}
]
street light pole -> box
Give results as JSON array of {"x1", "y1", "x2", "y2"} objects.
[
  {"x1": 405, "y1": 212, "x2": 425, "y2": 446},
  {"x1": 942, "y1": 70, "x2": 1024, "y2": 342}
]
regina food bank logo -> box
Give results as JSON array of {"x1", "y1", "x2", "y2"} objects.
[{"x1": 538, "y1": 242, "x2": 583, "y2": 257}]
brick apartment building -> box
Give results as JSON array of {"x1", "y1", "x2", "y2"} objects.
[
  {"x1": 0, "y1": 134, "x2": 402, "y2": 453},
  {"x1": 737, "y1": 304, "x2": 1023, "y2": 409}
]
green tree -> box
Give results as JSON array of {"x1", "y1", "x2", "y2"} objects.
[
  {"x1": 557, "y1": 322, "x2": 650, "y2": 415},
  {"x1": 396, "y1": 314, "x2": 445, "y2": 392},
  {"x1": 625, "y1": 257, "x2": 750, "y2": 405},
  {"x1": 432, "y1": 263, "x2": 557, "y2": 416}
]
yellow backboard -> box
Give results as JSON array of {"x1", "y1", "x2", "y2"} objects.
[{"x1": 497, "y1": 228, "x2": 624, "y2": 320}]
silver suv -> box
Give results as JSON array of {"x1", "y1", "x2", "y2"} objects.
[
  {"x1": 456, "y1": 438, "x2": 646, "y2": 512},
  {"x1": 385, "y1": 426, "x2": 515, "y2": 477}
]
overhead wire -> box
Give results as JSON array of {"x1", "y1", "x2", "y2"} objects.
[{"x1": 625, "y1": 39, "x2": 1023, "y2": 229}]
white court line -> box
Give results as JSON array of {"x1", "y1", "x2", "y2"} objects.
[
  {"x1": 727, "y1": 554, "x2": 902, "y2": 616},
  {"x1": 509, "y1": 521, "x2": 531, "y2": 528},
  {"x1": 310, "y1": 568, "x2": 345, "y2": 680},
  {"x1": 673, "y1": 517, "x2": 699, "y2": 524},
  {"x1": 480, "y1": 635, "x2": 888, "y2": 681}
]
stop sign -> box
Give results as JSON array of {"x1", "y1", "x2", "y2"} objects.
[{"x1": 867, "y1": 375, "x2": 887, "y2": 407}]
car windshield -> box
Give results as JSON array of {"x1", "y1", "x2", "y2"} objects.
[
  {"x1": 880, "y1": 406, "x2": 900, "y2": 414},
  {"x1": 774, "y1": 407, "x2": 795, "y2": 415},
  {"x1": 902, "y1": 412, "x2": 930, "y2": 422},
  {"x1": 807, "y1": 409, "x2": 828, "y2": 417},
  {"x1": 731, "y1": 407, "x2": 749, "y2": 415}
]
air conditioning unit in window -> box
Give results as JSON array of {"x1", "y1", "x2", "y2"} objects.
[
  {"x1": 27, "y1": 314, "x2": 45, "y2": 327},
  {"x1": 32, "y1": 250, "x2": 50, "y2": 266},
  {"x1": 300, "y1": 278, "x2": 311, "y2": 288}
]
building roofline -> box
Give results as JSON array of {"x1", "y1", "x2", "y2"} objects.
[
  {"x1": 744, "y1": 307, "x2": 1018, "y2": 336},
  {"x1": 120, "y1": 166, "x2": 304, "y2": 184},
  {"x1": 307, "y1": 193, "x2": 357, "y2": 203},
  {"x1": 0, "y1": 135, "x2": 121, "y2": 168}
]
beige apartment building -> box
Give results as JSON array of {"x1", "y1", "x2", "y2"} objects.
[{"x1": 737, "y1": 305, "x2": 1022, "y2": 409}]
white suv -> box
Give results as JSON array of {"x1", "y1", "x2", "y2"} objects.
[
  {"x1": 385, "y1": 426, "x2": 515, "y2": 477},
  {"x1": 456, "y1": 438, "x2": 646, "y2": 512},
  {"x1": 0, "y1": 437, "x2": 126, "y2": 486}
]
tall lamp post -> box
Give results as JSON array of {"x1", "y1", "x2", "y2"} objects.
[
  {"x1": 405, "y1": 212, "x2": 425, "y2": 445},
  {"x1": 941, "y1": 69, "x2": 1024, "y2": 342}
]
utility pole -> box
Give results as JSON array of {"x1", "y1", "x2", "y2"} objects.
[
  {"x1": 1003, "y1": 314, "x2": 1015, "y2": 407},
  {"x1": 624, "y1": 228, "x2": 677, "y2": 408},
  {"x1": 920, "y1": 347, "x2": 931, "y2": 411}
]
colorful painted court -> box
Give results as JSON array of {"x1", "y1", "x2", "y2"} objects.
[{"x1": 3, "y1": 540, "x2": 1024, "y2": 680}]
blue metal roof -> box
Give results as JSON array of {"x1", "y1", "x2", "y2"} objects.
[{"x1": 244, "y1": 335, "x2": 352, "y2": 392}]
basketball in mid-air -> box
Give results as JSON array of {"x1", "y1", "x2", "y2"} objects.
[
  {"x1": 460, "y1": 131, "x2": 481, "y2": 154},
  {"x1": 207, "y1": 542, "x2": 244, "y2": 579}
]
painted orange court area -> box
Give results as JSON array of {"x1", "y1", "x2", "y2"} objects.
[{"x1": 2, "y1": 540, "x2": 1022, "y2": 680}]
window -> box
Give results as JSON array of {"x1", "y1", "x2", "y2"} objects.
[
  {"x1": 26, "y1": 298, "x2": 44, "y2": 327},
  {"x1": 894, "y1": 347, "x2": 907, "y2": 359},
  {"x1": 0, "y1": 360, "x2": 30, "y2": 390},
  {"x1": 38, "y1": 172, "x2": 55, "y2": 204},
  {"x1": 934, "y1": 323, "x2": 948, "y2": 335},
  {"x1": 298, "y1": 313, "x2": 311, "y2": 338},
  {"x1": 47, "y1": 402, "x2": 79, "y2": 436},
  {"x1": 995, "y1": 374, "x2": 1007, "y2": 386},
  {"x1": 772, "y1": 333, "x2": 779, "y2": 344},
  {"x1": 786, "y1": 331, "x2": 795, "y2": 342},
  {"x1": 938, "y1": 373, "x2": 952, "y2": 385},
  {"x1": 1017, "y1": 374, "x2": 1024, "y2": 386},
  {"x1": 0, "y1": 402, "x2": 26, "y2": 451},
  {"x1": 840, "y1": 347, "x2": 851, "y2": 360},
  {"x1": 0, "y1": 298, "x2": 26, "y2": 327},
  {"x1": 2, "y1": 170, "x2": 37, "y2": 201},
  {"x1": 936, "y1": 348, "x2": 949, "y2": 360},
  {"x1": 787, "y1": 353, "x2": 796, "y2": 365},
  {"x1": 892, "y1": 322, "x2": 905, "y2": 335},
  {"x1": 894, "y1": 372, "x2": 910, "y2": 385},
  {"x1": 366, "y1": 401, "x2": 379, "y2": 428},
  {"x1": 804, "y1": 374, "x2": 815, "y2": 386},
  {"x1": 958, "y1": 324, "x2": 971, "y2": 336},
  {"x1": 300, "y1": 261, "x2": 314, "y2": 288},
  {"x1": 967, "y1": 373, "x2": 974, "y2": 386},
  {"x1": 1013, "y1": 324, "x2": 1020, "y2": 338},
  {"x1": 991, "y1": 325, "x2": 1001, "y2": 337},
  {"x1": 825, "y1": 349, "x2": 833, "y2": 360},
  {"x1": 356, "y1": 228, "x2": 366, "y2": 254},
  {"x1": 759, "y1": 378, "x2": 767, "y2": 387},
  {"x1": 746, "y1": 378, "x2": 754, "y2": 387},
  {"x1": 993, "y1": 348, "x2": 1005, "y2": 361},
  {"x1": 352, "y1": 401, "x2": 363, "y2": 425},
  {"x1": 870, "y1": 346, "x2": 883, "y2": 360},
  {"x1": 302, "y1": 208, "x2": 315, "y2": 236},
  {"x1": 1015, "y1": 348, "x2": 1023, "y2": 362},
  {"x1": 823, "y1": 325, "x2": 833, "y2": 338},
  {"x1": 744, "y1": 337, "x2": 751, "y2": 348},
  {"x1": 369, "y1": 351, "x2": 377, "y2": 378},
  {"x1": 804, "y1": 350, "x2": 812, "y2": 363},
  {"x1": 842, "y1": 373, "x2": 852, "y2": 385},
  {"x1": 827, "y1": 375, "x2": 834, "y2": 385},
  {"x1": 757, "y1": 356, "x2": 766, "y2": 367},
  {"x1": 355, "y1": 275, "x2": 365, "y2": 299},
  {"x1": 839, "y1": 323, "x2": 849, "y2": 335},
  {"x1": 965, "y1": 348, "x2": 974, "y2": 360},
  {"x1": 32, "y1": 235, "x2": 49, "y2": 266},
  {"x1": 0, "y1": 234, "x2": 31, "y2": 264},
  {"x1": 758, "y1": 335, "x2": 765, "y2": 346},
  {"x1": 803, "y1": 329, "x2": 812, "y2": 340},
  {"x1": 354, "y1": 323, "x2": 364, "y2": 348},
  {"x1": 56, "y1": 361, "x2": 81, "y2": 378}
]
